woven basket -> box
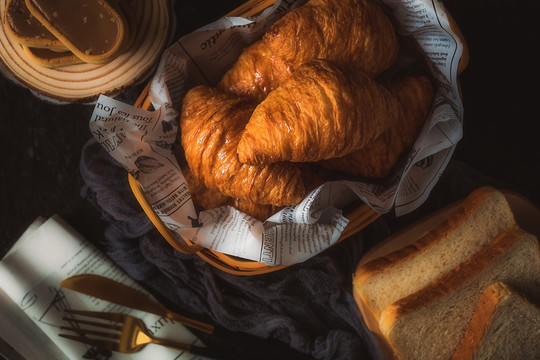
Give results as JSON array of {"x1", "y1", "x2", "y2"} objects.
[{"x1": 128, "y1": 0, "x2": 469, "y2": 275}]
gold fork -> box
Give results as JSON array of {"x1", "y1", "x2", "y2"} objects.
[{"x1": 59, "y1": 309, "x2": 222, "y2": 358}]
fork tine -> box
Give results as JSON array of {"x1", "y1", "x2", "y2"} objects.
[
  {"x1": 60, "y1": 325, "x2": 121, "y2": 339},
  {"x1": 61, "y1": 316, "x2": 122, "y2": 331},
  {"x1": 64, "y1": 309, "x2": 126, "y2": 322},
  {"x1": 58, "y1": 333, "x2": 119, "y2": 351}
]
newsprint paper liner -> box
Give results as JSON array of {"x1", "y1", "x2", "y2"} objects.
[{"x1": 89, "y1": 0, "x2": 465, "y2": 266}]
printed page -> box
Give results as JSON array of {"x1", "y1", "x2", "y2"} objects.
[
  {"x1": 0, "y1": 215, "x2": 207, "y2": 360},
  {"x1": 0, "y1": 284, "x2": 68, "y2": 360},
  {"x1": 89, "y1": 0, "x2": 465, "y2": 266}
]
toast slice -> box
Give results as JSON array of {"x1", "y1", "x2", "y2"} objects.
[
  {"x1": 378, "y1": 225, "x2": 540, "y2": 360},
  {"x1": 24, "y1": 0, "x2": 128, "y2": 64},
  {"x1": 22, "y1": 46, "x2": 83, "y2": 68},
  {"x1": 452, "y1": 282, "x2": 540, "y2": 360},
  {"x1": 3, "y1": 0, "x2": 67, "y2": 51},
  {"x1": 352, "y1": 187, "x2": 516, "y2": 330}
]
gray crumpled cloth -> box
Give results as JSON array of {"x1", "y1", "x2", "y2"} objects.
[{"x1": 79, "y1": 137, "x2": 509, "y2": 360}]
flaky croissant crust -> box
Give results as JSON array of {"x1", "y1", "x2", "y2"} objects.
[
  {"x1": 263, "y1": 0, "x2": 399, "y2": 77},
  {"x1": 180, "y1": 85, "x2": 305, "y2": 206},
  {"x1": 237, "y1": 59, "x2": 401, "y2": 165},
  {"x1": 177, "y1": 0, "x2": 433, "y2": 213},
  {"x1": 180, "y1": 162, "x2": 279, "y2": 221},
  {"x1": 320, "y1": 74, "x2": 434, "y2": 178},
  {"x1": 217, "y1": 40, "x2": 293, "y2": 103}
]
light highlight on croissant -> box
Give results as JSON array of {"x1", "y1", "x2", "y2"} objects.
[
  {"x1": 180, "y1": 85, "x2": 305, "y2": 206},
  {"x1": 217, "y1": 40, "x2": 293, "y2": 103},
  {"x1": 218, "y1": 0, "x2": 399, "y2": 104},
  {"x1": 320, "y1": 74, "x2": 434, "y2": 178},
  {"x1": 176, "y1": 0, "x2": 434, "y2": 214},
  {"x1": 181, "y1": 162, "x2": 279, "y2": 221},
  {"x1": 263, "y1": 0, "x2": 399, "y2": 77},
  {"x1": 237, "y1": 59, "x2": 401, "y2": 165}
]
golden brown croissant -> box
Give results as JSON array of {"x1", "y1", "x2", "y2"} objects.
[
  {"x1": 180, "y1": 163, "x2": 231, "y2": 210},
  {"x1": 233, "y1": 163, "x2": 324, "y2": 219},
  {"x1": 237, "y1": 59, "x2": 401, "y2": 165},
  {"x1": 262, "y1": 0, "x2": 399, "y2": 77},
  {"x1": 180, "y1": 85, "x2": 306, "y2": 206},
  {"x1": 180, "y1": 162, "x2": 279, "y2": 221},
  {"x1": 320, "y1": 74, "x2": 434, "y2": 179},
  {"x1": 233, "y1": 198, "x2": 281, "y2": 222},
  {"x1": 217, "y1": 40, "x2": 293, "y2": 103}
]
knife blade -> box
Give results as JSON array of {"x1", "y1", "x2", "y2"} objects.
[
  {"x1": 60, "y1": 274, "x2": 214, "y2": 333},
  {"x1": 61, "y1": 274, "x2": 315, "y2": 360}
]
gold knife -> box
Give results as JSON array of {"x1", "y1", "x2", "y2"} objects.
[
  {"x1": 60, "y1": 274, "x2": 214, "y2": 333},
  {"x1": 61, "y1": 274, "x2": 315, "y2": 360}
]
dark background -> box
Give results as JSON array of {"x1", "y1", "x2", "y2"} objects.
[{"x1": 1, "y1": 0, "x2": 539, "y2": 257}]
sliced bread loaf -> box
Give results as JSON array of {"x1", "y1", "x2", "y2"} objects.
[
  {"x1": 378, "y1": 225, "x2": 540, "y2": 360},
  {"x1": 452, "y1": 282, "x2": 540, "y2": 360},
  {"x1": 353, "y1": 187, "x2": 516, "y2": 329}
]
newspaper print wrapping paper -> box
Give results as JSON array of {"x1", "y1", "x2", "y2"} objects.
[{"x1": 90, "y1": 0, "x2": 465, "y2": 265}]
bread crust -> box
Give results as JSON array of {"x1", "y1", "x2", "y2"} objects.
[
  {"x1": 452, "y1": 282, "x2": 540, "y2": 360},
  {"x1": 3, "y1": 0, "x2": 67, "y2": 50},
  {"x1": 378, "y1": 225, "x2": 540, "y2": 359},
  {"x1": 22, "y1": 46, "x2": 83, "y2": 68},
  {"x1": 354, "y1": 187, "x2": 513, "y2": 284},
  {"x1": 451, "y1": 282, "x2": 510, "y2": 360},
  {"x1": 352, "y1": 186, "x2": 516, "y2": 331},
  {"x1": 380, "y1": 225, "x2": 524, "y2": 324},
  {"x1": 24, "y1": 0, "x2": 128, "y2": 64}
]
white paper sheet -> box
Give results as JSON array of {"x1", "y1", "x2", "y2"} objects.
[{"x1": 0, "y1": 216, "x2": 208, "y2": 360}]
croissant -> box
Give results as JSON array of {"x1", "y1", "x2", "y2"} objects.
[
  {"x1": 179, "y1": 162, "x2": 279, "y2": 221},
  {"x1": 232, "y1": 164, "x2": 323, "y2": 219},
  {"x1": 237, "y1": 59, "x2": 401, "y2": 165},
  {"x1": 217, "y1": 40, "x2": 293, "y2": 103},
  {"x1": 180, "y1": 85, "x2": 306, "y2": 206},
  {"x1": 233, "y1": 198, "x2": 281, "y2": 222},
  {"x1": 180, "y1": 163, "x2": 231, "y2": 210},
  {"x1": 262, "y1": 0, "x2": 399, "y2": 77},
  {"x1": 320, "y1": 74, "x2": 434, "y2": 179}
]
